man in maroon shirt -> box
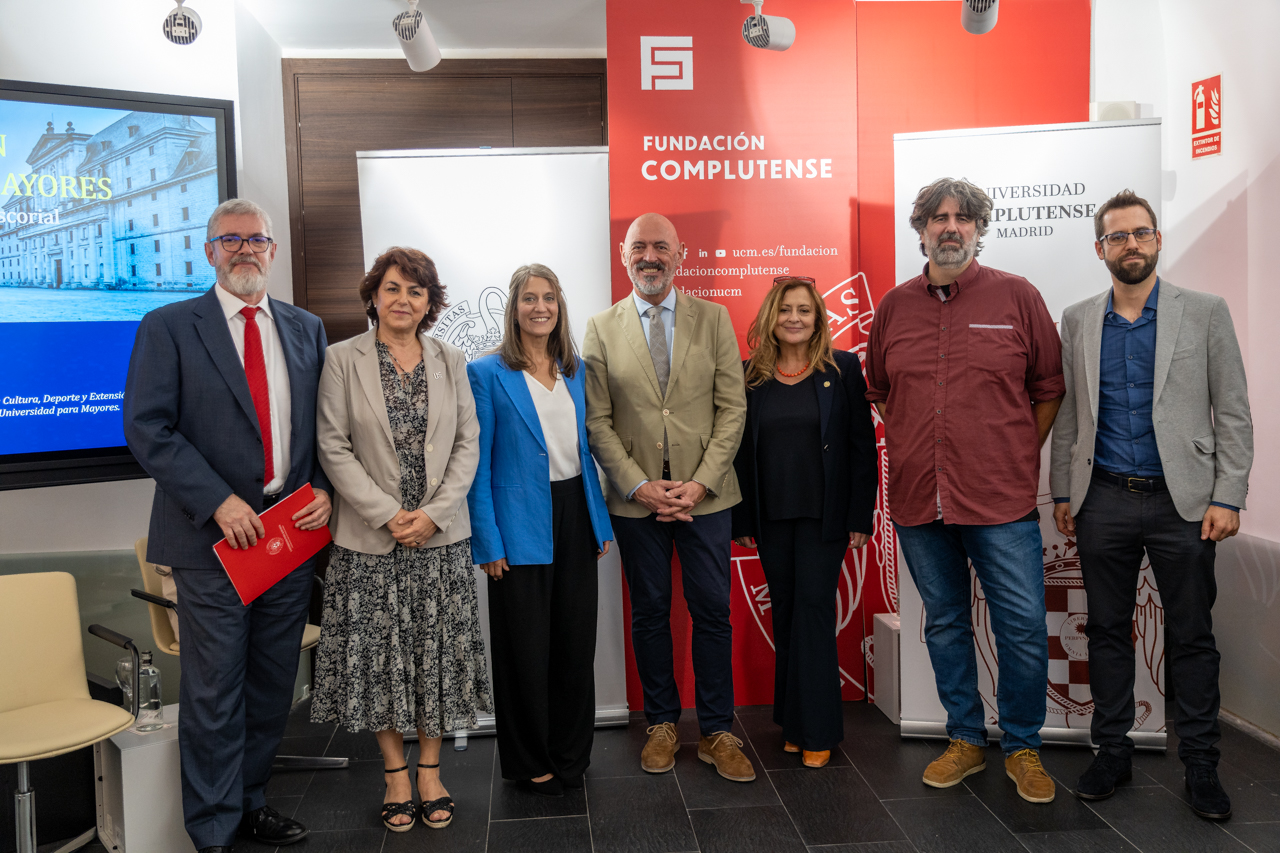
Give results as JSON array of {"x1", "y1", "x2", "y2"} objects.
[{"x1": 865, "y1": 178, "x2": 1064, "y2": 804}]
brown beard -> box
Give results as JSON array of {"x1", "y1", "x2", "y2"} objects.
[{"x1": 1106, "y1": 249, "x2": 1157, "y2": 285}]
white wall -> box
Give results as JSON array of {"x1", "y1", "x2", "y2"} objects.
[
  {"x1": 0, "y1": 0, "x2": 294, "y2": 554},
  {"x1": 1093, "y1": 0, "x2": 1280, "y2": 736}
]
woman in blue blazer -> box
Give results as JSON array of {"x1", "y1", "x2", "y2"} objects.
[{"x1": 467, "y1": 263, "x2": 613, "y2": 796}]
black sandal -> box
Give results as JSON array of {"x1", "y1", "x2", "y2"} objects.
[
  {"x1": 381, "y1": 765, "x2": 416, "y2": 832},
  {"x1": 418, "y1": 762, "x2": 455, "y2": 829}
]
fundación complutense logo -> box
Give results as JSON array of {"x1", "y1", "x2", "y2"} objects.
[{"x1": 640, "y1": 36, "x2": 693, "y2": 90}]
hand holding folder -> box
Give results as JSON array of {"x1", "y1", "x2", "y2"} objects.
[{"x1": 214, "y1": 483, "x2": 333, "y2": 605}]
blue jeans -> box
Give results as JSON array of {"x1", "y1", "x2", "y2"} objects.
[{"x1": 895, "y1": 518, "x2": 1048, "y2": 754}]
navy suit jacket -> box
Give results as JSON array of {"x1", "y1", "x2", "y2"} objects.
[
  {"x1": 124, "y1": 286, "x2": 331, "y2": 570},
  {"x1": 466, "y1": 353, "x2": 613, "y2": 566},
  {"x1": 732, "y1": 349, "x2": 878, "y2": 541}
]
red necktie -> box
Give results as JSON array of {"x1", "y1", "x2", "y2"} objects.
[{"x1": 239, "y1": 306, "x2": 274, "y2": 484}]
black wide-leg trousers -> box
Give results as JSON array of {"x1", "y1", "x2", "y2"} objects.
[
  {"x1": 757, "y1": 517, "x2": 849, "y2": 752},
  {"x1": 1075, "y1": 474, "x2": 1221, "y2": 766},
  {"x1": 487, "y1": 475, "x2": 600, "y2": 780}
]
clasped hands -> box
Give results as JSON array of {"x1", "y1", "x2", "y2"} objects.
[
  {"x1": 635, "y1": 479, "x2": 706, "y2": 523},
  {"x1": 213, "y1": 488, "x2": 331, "y2": 550},
  {"x1": 387, "y1": 508, "x2": 438, "y2": 549}
]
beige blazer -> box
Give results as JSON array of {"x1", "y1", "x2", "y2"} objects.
[
  {"x1": 583, "y1": 289, "x2": 746, "y2": 518},
  {"x1": 1050, "y1": 280, "x2": 1252, "y2": 521},
  {"x1": 317, "y1": 329, "x2": 479, "y2": 554}
]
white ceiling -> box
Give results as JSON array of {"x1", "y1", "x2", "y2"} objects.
[{"x1": 240, "y1": 0, "x2": 607, "y2": 54}]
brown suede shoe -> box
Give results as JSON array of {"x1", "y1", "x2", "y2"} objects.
[
  {"x1": 802, "y1": 750, "x2": 830, "y2": 768},
  {"x1": 1006, "y1": 749, "x2": 1056, "y2": 803},
  {"x1": 640, "y1": 723, "x2": 679, "y2": 773},
  {"x1": 698, "y1": 732, "x2": 757, "y2": 782},
  {"x1": 922, "y1": 739, "x2": 987, "y2": 788}
]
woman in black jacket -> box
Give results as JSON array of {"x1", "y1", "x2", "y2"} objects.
[{"x1": 732, "y1": 276, "x2": 878, "y2": 768}]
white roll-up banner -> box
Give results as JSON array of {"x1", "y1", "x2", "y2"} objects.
[
  {"x1": 356, "y1": 147, "x2": 628, "y2": 730},
  {"x1": 893, "y1": 119, "x2": 1167, "y2": 749}
]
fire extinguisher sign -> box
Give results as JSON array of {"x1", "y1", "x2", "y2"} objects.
[{"x1": 1191, "y1": 75, "x2": 1221, "y2": 160}]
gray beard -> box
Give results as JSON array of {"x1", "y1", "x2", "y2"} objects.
[
  {"x1": 928, "y1": 236, "x2": 975, "y2": 269},
  {"x1": 630, "y1": 265, "x2": 674, "y2": 296},
  {"x1": 220, "y1": 261, "x2": 268, "y2": 296}
]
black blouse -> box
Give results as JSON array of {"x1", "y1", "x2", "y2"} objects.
[{"x1": 756, "y1": 375, "x2": 825, "y2": 521}]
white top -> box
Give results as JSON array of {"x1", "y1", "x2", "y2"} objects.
[
  {"x1": 523, "y1": 372, "x2": 582, "y2": 481},
  {"x1": 214, "y1": 284, "x2": 292, "y2": 494},
  {"x1": 631, "y1": 287, "x2": 677, "y2": 364}
]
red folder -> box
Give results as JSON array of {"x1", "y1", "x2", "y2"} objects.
[{"x1": 213, "y1": 483, "x2": 332, "y2": 605}]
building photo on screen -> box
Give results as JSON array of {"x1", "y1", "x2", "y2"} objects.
[{"x1": 0, "y1": 80, "x2": 233, "y2": 486}]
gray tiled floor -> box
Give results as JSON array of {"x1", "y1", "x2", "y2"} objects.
[{"x1": 79, "y1": 700, "x2": 1280, "y2": 853}]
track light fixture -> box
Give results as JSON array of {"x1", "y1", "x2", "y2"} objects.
[
  {"x1": 394, "y1": 0, "x2": 443, "y2": 73},
  {"x1": 162, "y1": 0, "x2": 201, "y2": 46},
  {"x1": 740, "y1": 0, "x2": 796, "y2": 52},
  {"x1": 961, "y1": 0, "x2": 999, "y2": 35}
]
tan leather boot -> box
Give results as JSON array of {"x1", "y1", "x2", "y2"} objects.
[
  {"x1": 697, "y1": 732, "x2": 757, "y2": 782},
  {"x1": 640, "y1": 722, "x2": 679, "y2": 773},
  {"x1": 922, "y1": 739, "x2": 986, "y2": 788},
  {"x1": 1006, "y1": 749, "x2": 1056, "y2": 803}
]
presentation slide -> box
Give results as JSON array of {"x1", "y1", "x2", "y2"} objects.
[{"x1": 0, "y1": 93, "x2": 224, "y2": 457}]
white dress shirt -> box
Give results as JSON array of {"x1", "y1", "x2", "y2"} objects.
[
  {"x1": 523, "y1": 372, "x2": 582, "y2": 481},
  {"x1": 214, "y1": 284, "x2": 292, "y2": 494},
  {"x1": 631, "y1": 286, "x2": 677, "y2": 364}
]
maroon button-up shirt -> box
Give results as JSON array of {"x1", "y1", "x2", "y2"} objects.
[{"x1": 865, "y1": 260, "x2": 1064, "y2": 526}]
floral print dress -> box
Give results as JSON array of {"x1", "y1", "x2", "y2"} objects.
[{"x1": 311, "y1": 340, "x2": 493, "y2": 735}]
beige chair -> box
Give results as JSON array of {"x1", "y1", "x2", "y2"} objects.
[
  {"x1": 0, "y1": 572, "x2": 136, "y2": 853},
  {"x1": 131, "y1": 538, "x2": 345, "y2": 771}
]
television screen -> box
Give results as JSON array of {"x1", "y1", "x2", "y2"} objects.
[{"x1": 0, "y1": 80, "x2": 234, "y2": 489}]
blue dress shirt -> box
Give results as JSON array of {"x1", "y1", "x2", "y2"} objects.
[{"x1": 1055, "y1": 279, "x2": 1236, "y2": 511}]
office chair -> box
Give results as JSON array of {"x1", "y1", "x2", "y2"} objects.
[
  {"x1": 131, "y1": 538, "x2": 348, "y2": 771},
  {"x1": 0, "y1": 572, "x2": 137, "y2": 853}
]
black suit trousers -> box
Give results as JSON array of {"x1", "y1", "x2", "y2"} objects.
[
  {"x1": 488, "y1": 476, "x2": 600, "y2": 780},
  {"x1": 757, "y1": 517, "x2": 849, "y2": 751},
  {"x1": 1075, "y1": 475, "x2": 1221, "y2": 765}
]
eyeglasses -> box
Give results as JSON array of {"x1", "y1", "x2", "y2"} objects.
[
  {"x1": 773, "y1": 275, "x2": 816, "y2": 286},
  {"x1": 1101, "y1": 228, "x2": 1156, "y2": 247},
  {"x1": 208, "y1": 235, "x2": 274, "y2": 253}
]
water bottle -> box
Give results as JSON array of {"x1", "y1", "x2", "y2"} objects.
[{"x1": 135, "y1": 651, "x2": 164, "y2": 732}]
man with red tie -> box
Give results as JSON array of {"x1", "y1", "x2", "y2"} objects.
[{"x1": 124, "y1": 199, "x2": 331, "y2": 853}]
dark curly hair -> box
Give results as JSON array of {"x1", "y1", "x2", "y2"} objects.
[{"x1": 358, "y1": 247, "x2": 449, "y2": 335}]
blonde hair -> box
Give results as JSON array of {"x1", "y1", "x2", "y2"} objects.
[
  {"x1": 496, "y1": 263, "x2": 579, "y2": 378},
  {"x1": 744, "y1": 278, "x2": 838, "y2": 388}
]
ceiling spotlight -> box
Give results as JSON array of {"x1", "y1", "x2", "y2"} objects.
[
  {"x1": 961, "y1": 0, "x2": 999, "y2": 35},
  {"x1": 394, "y1": 0, "x2": 442, "y2": 72},
  {"x1": 740, "y1": 0, "x2": 795, "y2": 52},
  {"x1": 162, "y1": 0, "x2": 201, "y2": 46}
]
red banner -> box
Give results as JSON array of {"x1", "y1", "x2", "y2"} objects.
[{"x1": 607, "y1": 0, "x2": 1091, "y2": 711}]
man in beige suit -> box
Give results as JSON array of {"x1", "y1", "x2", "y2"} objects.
[{"x1": 584, "y1": 213, "x2": 753, "y2": 782}]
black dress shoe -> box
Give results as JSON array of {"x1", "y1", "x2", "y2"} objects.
[
  {"x1": 239, "y1": 804, "x2": 310, "y2": 845},
  {"x1": 519, "y1": 776, "x2": 564, "y2": 797},
  {"x1": 561, "y1": 773, "x2": 585, "y2": 789},
  {"x1": 1074, "y1": 751, "x2": 1132, "y2": 800},
  {"x1": 1185, "y1": 763, "x2": 1232, "y2": 820}
]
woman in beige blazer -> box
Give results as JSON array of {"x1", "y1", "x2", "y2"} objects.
[{"x1": 309, "y1": 247, "x2": 490, "y2": 833}]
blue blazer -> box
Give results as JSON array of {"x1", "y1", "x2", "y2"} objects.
[
  {"x1": 124, "y1": 286, "x2": 331, "y2": 570},
  {"x1": 466, "y1": 353, "x2": 613, "y2": 566}
]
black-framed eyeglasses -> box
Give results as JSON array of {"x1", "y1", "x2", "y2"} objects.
[
  {"x1": 1101, "y1": 228, "x2": 1156, "y2": 247},
  {"x1": 773, "y1": 275, "x2": 817, "y2": 286},
  {"x1": 207, "y1": 235, "x2": 274, "y2": 253}
]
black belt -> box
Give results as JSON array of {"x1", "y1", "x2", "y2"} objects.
[
  {"x1": 262, "y1": 491, "x2": 283, "y2": 509},
  {"x1": 1093, "y1": 467, "x2": 1167, "y2": 493}
]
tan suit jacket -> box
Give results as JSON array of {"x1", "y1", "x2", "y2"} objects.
[
  {"x1": 584, "y1": 289, "x2": 746, "y2": 518},
  {"x1": 317, "y1": 329, "x2": 479, "y2": 554}
]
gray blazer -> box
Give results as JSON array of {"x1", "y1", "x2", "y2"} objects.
[
  {"x1": 317, "y1": 329, "x2": 479, "y2": 554},
  {"x1": 1050, "y1": 280, "x2": 1252, "y2": 522}
]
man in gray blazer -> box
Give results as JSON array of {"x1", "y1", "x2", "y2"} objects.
[
  {"x1": 124, "y1": 199, "x2": 331, "y2": 852},
  {"x1": 1051, "y1": 189, "x2": 1252, "y2": 820}
]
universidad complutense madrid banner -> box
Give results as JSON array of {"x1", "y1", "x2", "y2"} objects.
[{"x1": 607, "y1": 0, "x2": 875, "y2": 706}]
